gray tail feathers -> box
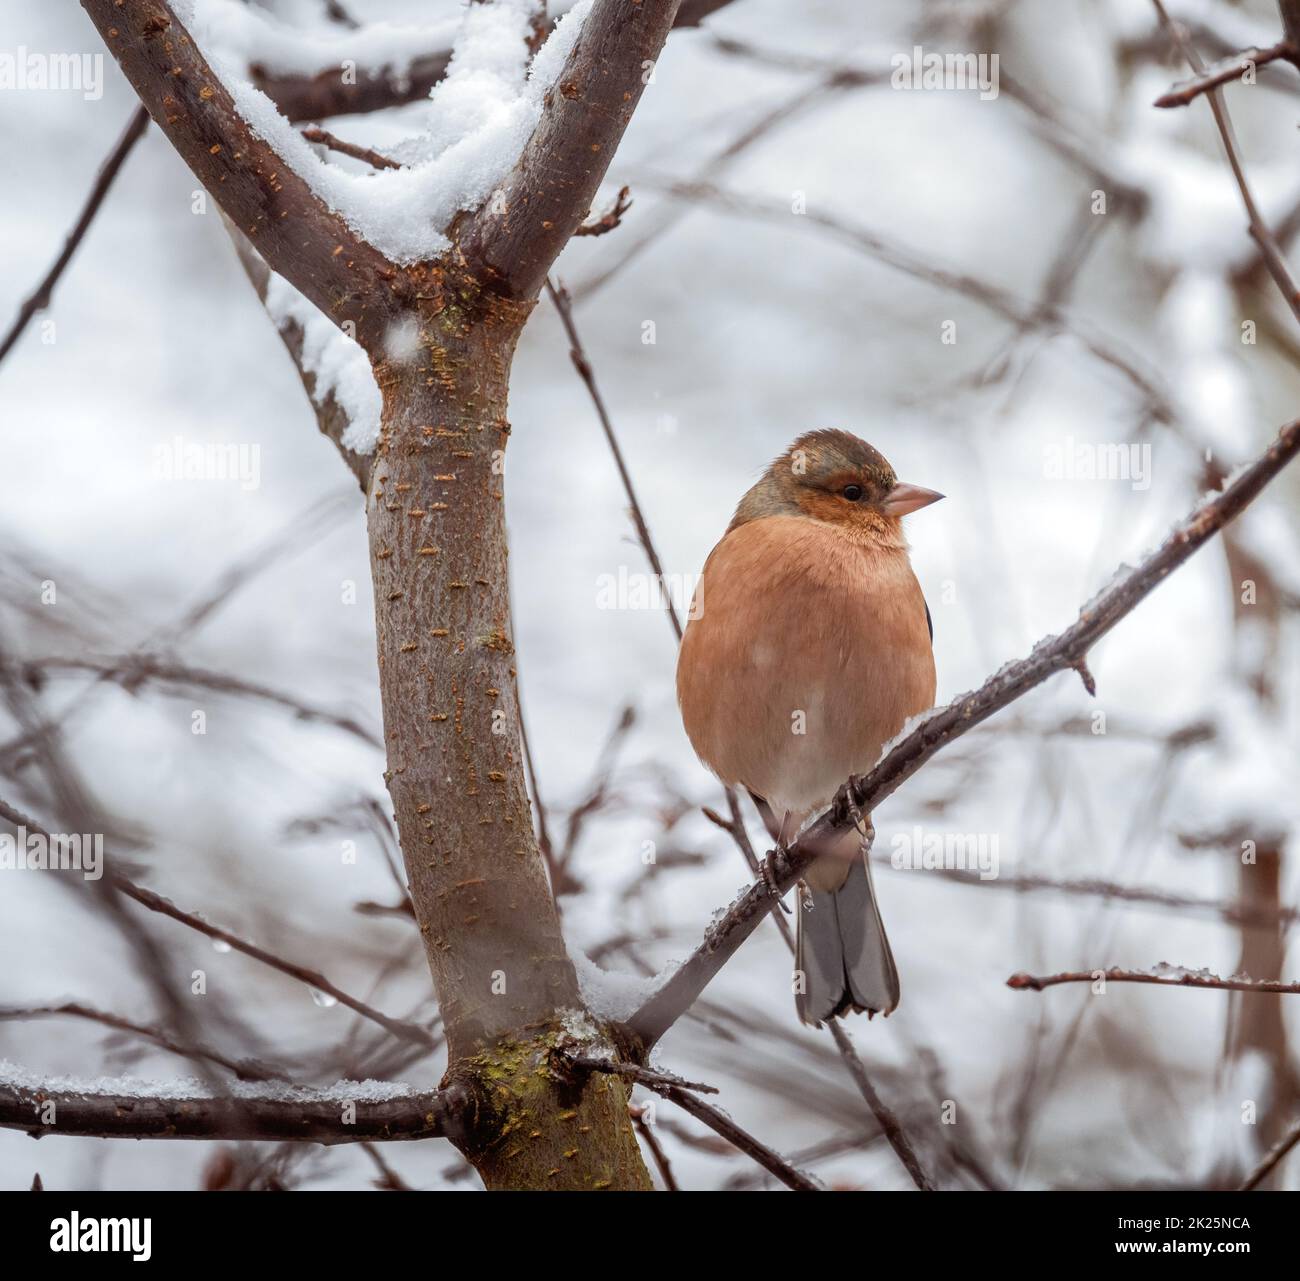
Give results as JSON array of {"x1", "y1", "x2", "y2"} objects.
[{"x1": 795, "y1": 854, "x2": 899, "y2": 1025}]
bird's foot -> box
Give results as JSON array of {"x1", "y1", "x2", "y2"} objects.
[
  {"x1": 798, "y1": 880, "x2": 814, "y2": 912},
  {"x1": 757, "y1": 849, "x2": 792, "y2": 914},
  {"x1": 848, "y1": 800, "x2": 875, "y2": 858}
]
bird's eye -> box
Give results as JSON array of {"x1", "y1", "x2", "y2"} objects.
[{"x1": 842, "y1": 484, "x2": 864, "y2": 502}]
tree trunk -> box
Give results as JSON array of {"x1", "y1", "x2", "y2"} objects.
[{"x1": 365, "y1": 293, "x2": 650, "y2": 1190}]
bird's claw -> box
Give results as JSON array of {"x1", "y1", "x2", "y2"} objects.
[
  {"x1": 847, "y1": 799, "x2": 875, "y2": 858},
  {"x1": 758, "y1": 851, "x2": 792, "y2": 913}
]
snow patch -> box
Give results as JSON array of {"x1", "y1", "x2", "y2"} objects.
[
  {"x1": 570, "y1": 947, "x2": 675, "y2": 1022},
  {"x1": 264, "y1": 273, "x2": 382, "y2": 454}
]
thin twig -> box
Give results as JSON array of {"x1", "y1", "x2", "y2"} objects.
[
  {"x1": 1007, "y1": 967, "x2": 1300, "y2": 995},
  {"x1": 360, "y1": 1141, "x2": 412, "y2": 1189},
  {"x1": 1240, "y1": 1117, "x2": 1300, "y2": 1190},
  {"x1": 28, "y1": 654, "x2": 381, "y2": 748},
  {"x1": 639, "y1": 175, "x2": 1175, "y2": 421},
  {"x1": 0, "y1": 797, "x2": 435, "y2": 1050},
  {"x1": 567, "y1": 1054, "x2": 719, "y2": 1095},
  {"x1": 1153, "y1": 0, "x2": 1300, "y2": 322},
  {"x1": 574, "y1": 186, "x2": 633, "y2": 237},
  {"x1": 0, "y1": 1003, "x2": 287, "y2": 1082},
  {"x1": 110, "y1": 876, "x2": 439, "y2": 1047},
  {"x1": 570, "y1": 1052, "x2": 816, "y2": 1189},
  {"x1": 1154, "y1": 40, "x2": 1295, "y2": 106},
  {"x1": 631, "y1": 1104, "x2": 679, "y2": 1190},
  {"x1": 546, "y1": 277, "x2": 682, "y2": 641},
  {"x1": 824, "y1": 1021, "x2": 936, "y2": 1191},
  {"x1": 300, "y1": 126, "x2": 399, "y2": 170},
  {"x1": 667, "y1": 1089, "x2": 820, "y2": 1191},
  {"x1": 0, "y1": 106, "x2": 149, "y2": 367}
]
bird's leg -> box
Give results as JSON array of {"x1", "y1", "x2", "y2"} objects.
[
  {"x1": 757, "y1": 850, "x2": 793, "y2": 914},
  {"x1": 847, "y1": 797, "x2": 875, "y2": 860},
  {"x1": 754, "y1": 809, "x2": 795, "y2": 913}
]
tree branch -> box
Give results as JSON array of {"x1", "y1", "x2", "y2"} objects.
[
  {"x1": 1241, "y1": 1116, "x2": 1300, "y2": 1189},
  {"x1": 0, "y1": 1072, "x2": 468, "y2": 1144},
  {"x1": 1007, "y1": 967, "x2": 1300, "y2": 995},
  {"x1": 27, "y1": 654, "x2": 381, "y2": 749},
  {"x1": 0, "y1": 106, "x2": 148, "y2": 368},
  {"x1": 0, "y1": 1003, "x2": 286, "y2": 1083},
  {"x1": 568, "y1": 1053, "x2": 819, "y2": 1191},
  {"x1": 458, "y1": 0, "x2": 684, "y2": 301},
  {"x1": 254, "y1": 50, "x2": 454, "y2": 123},
  {"x1": 546, "y1": 277, "x2": 681, "y2": 641},
  {"x1": 222, "y1": 221, "x2": 374, "y2": 488},
  {"x1": 0, "y1": 796, "x2": 435, "y2": 1051},
  {"x1": 255, "y1": 1, "x2": 739, "y2": 122},
  {"x1": 81, "y1": 0, "x2": 402, "y2": 348},
  {"x1": 666, "y1": 1087, "x2": 820, "y2": 1191},
  {"x1": 1152, "y1": 0, "x2": 1300, "y2": 324},
  {"x1": 1153, "y1": 40, "x2": 1296, "y2": 107},
  {"x1": 627, "y1": 415, "x2": 1300, "y2": 1049}
]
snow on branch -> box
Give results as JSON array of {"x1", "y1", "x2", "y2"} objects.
[
  {"x1": 81, "y1": 0, "x2": 401, "y2": 349},
  {"x1": 249, "y1": 1, "x2": 738, "y2": 123},
  {"x1": 1007, "y1": 965, "x2": 1300, "y2": 995},
  {"x1": 224, "y1": 221, "x2": 382, "y2": 474},
  {"x1": 459, "y1": 0, "x2": 687, "y2": 300},
  {"x1": 627, "y1": 415, "x2": 1300, "y2": 1050},
  {"x1": 0, "y1": 1061, "x2": 467, "y2": 1144}
]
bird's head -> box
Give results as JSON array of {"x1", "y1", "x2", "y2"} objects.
[{"x1": 730, "y1": 429, "x2": 943, "y2": 541}]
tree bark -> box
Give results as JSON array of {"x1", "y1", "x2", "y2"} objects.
[{"x1": 366, "y1": 290, "x2": 650, "y2": 1189}]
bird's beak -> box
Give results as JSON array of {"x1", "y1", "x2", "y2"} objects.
[{"x1": 879, "y1": 482, "x2": 944, "y2": 517}]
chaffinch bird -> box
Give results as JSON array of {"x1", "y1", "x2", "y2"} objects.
[{"x1": 676, "y1": 430, "x2": 942, "y2": 1024}]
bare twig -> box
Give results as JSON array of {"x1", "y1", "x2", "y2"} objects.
[
  {"x1": 0, "y1": 794, "x2": 433, "y2": 1050},
  {"x1": 1153, "y1": 0, "x2": 1300, "y2": 323},
  {"x1": 567, "y1": 1054, "x2": 719, "y2": 1096},
  {"x1": 0, "y1": 106, "x2": 148, "y2": 367},
  {"x1": 300, "y1": 126, "x2": 399, "y2": 171},
  {"x1": 567, "y1": 1051, "x2": 817, "y2": 1190},
  {"x1": 574, "y1": 186, "x2": 633, "y2": 237},
  {"x1": 1240, "y1": 1116, "x2": 1300, "y2": 1190},
  {"x1": 360, "y1": 1141, "x2": 412, "y2": 1190},
  {"x1": 0, "y1": 1003, "x2": 286, "y2": 1082},
  {"x1": 666, "y1": 1088, "x2": 820, "y2": 1191},
  {"x1": 109, "y1": 876, "x2": 439, "y2": 1048},
  {"x1": 1007, "y1": 967, "x2": 1300, "y2": 995},
  {"x1": 1154, "y1": 40, "x2": 1295, "y2": 107},
  {"x1": 547, "y1": 278, "x2": 682, "y2": 641},
  {"x1": 28, "y1": 655, "x2": 381, "y2": 749},
  {"x1": 630, "y1": 1104, "x2": 679, "y2": 1190},
  {"x1": 823, "y1": 1021, "x2": 935, "y2": 1191},
  {"x1": 640, "y1": 176, "x2": 1175, "y2": 420}
]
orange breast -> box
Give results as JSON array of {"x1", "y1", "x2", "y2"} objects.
[{"x1": 676, "y1": 515, "x2": 935, "y2": 817}]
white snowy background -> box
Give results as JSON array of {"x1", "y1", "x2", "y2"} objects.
[{"x1": 0, "y1": 0, "x2": 1298, "y2": 1190}]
